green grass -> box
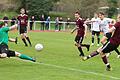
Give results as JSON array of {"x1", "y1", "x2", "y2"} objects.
[{"x1": 0, "y1": 31, "x2": 120, "y2": 80}]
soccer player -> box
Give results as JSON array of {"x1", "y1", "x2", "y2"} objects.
[
  {"x1": 82, "y1": 15, "x2": 120, "y2": 71},
  {"x1": 0, "y1": 22, "x2": 35, "y2": 62},
  {"x1": 71, "y1": 12, "x2": 90, "y2": 57},
  {"x1": 98, "y1": 12, "x2": 120, "y2": 57},
  {"x1": 17, "y1": 8, "x2": 32, "y2": 47},
  {"x1": 91, "y1": 13, "x2": 100, "y2": 46}
]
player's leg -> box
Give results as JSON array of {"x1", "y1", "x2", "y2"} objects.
[
  {"x1": 75, "y1": 36, "x2": 85, "y2": 57},
  {"x1": 115, "y1": 48, "x2": 120, "y2": 58},
  {"x1": 82, "y1": 46, "x2": 102, "y2": 61},
  {"x1": 96, "y1": 31, "x2": 100, "y2": 46},
  {"x1": 82, "y1": 41, "x2": 110, "y2": 60},
  {"x1": 105, "y1": 33, "x2": 120, "y2": 58},
  {"x1": 91, "y1": 31, "x2": 95, "y2": 46},
  {"x1": 80, "y1": 37, "x2": 90, "y2": 51},
  {"x1": 100, "y1": 42, "x2": 119, "y2": 71},
  {"x1": 100, "y1": 52, "x2": 111, "y2": 71},
  {"x1": 9, "y1": 51, "x2": 36, "y2": 62},
  {"x1": 24, "y1": 33, "x2": 32, "y2": 46},
  {"x1": 20, "y1": 27, "x2": 28, "y2": 46},
  {"x1": 21, "y1": 34, "x2": 28, "y2": 46}
]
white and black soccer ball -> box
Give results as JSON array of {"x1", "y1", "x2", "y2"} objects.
[{"x1": 35, "y1": 44, "x2": 43, "y2": 51}]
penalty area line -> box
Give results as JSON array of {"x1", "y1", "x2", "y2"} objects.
[{"x1": 12, "y1": 58, "x2": 120, "y2": 80}]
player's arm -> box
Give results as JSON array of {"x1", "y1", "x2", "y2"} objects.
[
  {"x1": 71, "y1": 26, "x2": 77, "y2": 34},
  {"x1": 109, "y1": 22, "x2": 119, "y2": 33},
  {"x1": 9, "y1": 24, "x2": 18, "y2": 31},
  {"x1": 84, "y1": 24, "x2": 87, "y2": 37},
  {"x1": 108, "y1": 26, "x2": 116, "y2": 33}
]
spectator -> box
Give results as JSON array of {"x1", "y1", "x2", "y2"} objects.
[
  {"x1": 45, "y1": 16, "x2": 50, "y2": 30},
  {"x1": 40, "y1": 14, "x2": 45, "y2": 30},
  {"x1": 3, "y1": 14, "x2": 9, "y2": 24},
  {"x1": 66, "y1": 17, "x2": 71, "y2": 29},
  {"x1": 55, "y1": 17, "x2": 59, "y2": 31},
  {"x1": 59, "y1": 17, "x2": 63, "y2": 31},
  {"x1": 30, "y1": 16, "x2": 35, "y2": 30},
  {"x1": 11, "y1": 16, "x2": 16, "y2": 26}
]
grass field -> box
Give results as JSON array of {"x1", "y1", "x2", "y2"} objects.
[{"x1": 0, "y1": 30, "x2": 120, "y2": 80}]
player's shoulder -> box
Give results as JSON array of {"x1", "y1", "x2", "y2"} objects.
[
  {"x1": 1, "y1": 26, "x2": 9, "y2": 31},
  {"x1": 114, "y1": 21, "x2": 120, "y2": 27},
  {"x1": 24, "y1": 14, "x2": 28, "y2": 17}
]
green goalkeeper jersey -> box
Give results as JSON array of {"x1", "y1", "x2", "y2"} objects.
[{"x1": 0, "y1": 26, "x2": 10, "y2": 45}]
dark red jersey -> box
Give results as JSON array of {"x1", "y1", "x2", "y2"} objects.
[
  {"x1": 110, "y1": 22, "x2": 120, "y2": 45},
  {"x1": 17, "y1": 14, "x2": 28, "y2": 26},
  {"x1": 76, "y1": 18, "x2": 85, "y2": 36}
]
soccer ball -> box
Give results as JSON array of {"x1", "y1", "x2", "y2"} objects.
[{"x1": 35, "y1": 44, "x2": 43, "y2": 51}]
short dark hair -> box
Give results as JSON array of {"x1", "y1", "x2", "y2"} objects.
[
  {"x1": 99, "y1": 12, "x2": 105, "y2": 15},
  {"x1": 75, "y1": 11, "x2": 80, "y2": 15}
]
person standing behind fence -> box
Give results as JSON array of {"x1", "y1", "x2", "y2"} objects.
[
  {"x1": 11, "y1": 16, "x2": 16, "y2": 26},
  {"x1": 66, "y1": 17, "x2": 71, "y2": 29},
  {"x1": 59, "y1": 17, "x2": 63, "y2": 31},
  {"x1": 3, "y1": 14, "x2": 9, "y2": 25},
  {"x1": 45, "y1": 16, "x2": 50, "y2": 30},
  {"x1": 55, "y1": 17, "x2": 59, "y2": 31},
  {"x1": 40, "y1": 14, "x2": 45, "y2": 30},
  {"x1": 30, "y1": 16, "x2": 35, "y2": 30}
]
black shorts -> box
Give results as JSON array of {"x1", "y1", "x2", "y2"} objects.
[
  {"x1": 92, "y1": 31, "x2": 100, "y2": 36},
  {"x1": 101, "y1": 41, "x2": 119, "y2": 53},
  {"x1": 0, "y1": 44, "x2": 15, "y2": 57},
  {"x1": 19, "y1": 26, "x2": 27, "y2": 34},
  {"x1": 105, "y1": 33, "x2": 112, "y2": 41},
  {"x1": 75, "y1": 36, "x2": 84, "y2": 44}
]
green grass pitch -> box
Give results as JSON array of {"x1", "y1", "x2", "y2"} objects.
[{"x1": 0, "y1": 30, "x2": 120, "y2": 80}]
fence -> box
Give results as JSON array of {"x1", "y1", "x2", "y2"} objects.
[
  {"x1": 0, "y1": 20, "x2": 76, "y2": 31},
  {"x1": 29, "y1": 21, "x2": 76, "y2": 31}
]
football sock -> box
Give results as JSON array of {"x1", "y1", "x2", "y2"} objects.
[
  {"x1": 115, "y1": 48, "x2": 120, "y2": 55},
  {"x1": 19, "y1": 54, "x2": 33, "y2": 61},
  {"x1": 92, "y1": 37, "x2": 94, "y2": 44},
  {"x1": 102, "y1": 55, "x2": 108, "y2": 64},
  {"x1": 78, "y1": 47, "x2": 84, "y2": 56},
  {"x1": 97, "y1": 38, "x2": 100, "y2": 44},
  {"x1": 22, "y1": 38, "x2": 28, "y2": 46},
  {"x1": 90, "y1": 51, "x2": 99, "y2": 57},
  {"x1": 106, "y1": 63, "x2": 111, "y2": 68},
  {"x1": 26, "y1": 37, "x2": 32, "y2": 46}
]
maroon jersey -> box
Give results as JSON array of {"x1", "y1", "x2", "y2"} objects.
[
  {"x1": 110, "y1": 22, "x2": 120, "y2": 45},
  {"x1": 17, "y1": 14, "x2": 28, "y2": 26},
  {"x1": 76, "y1": 18, "x2": 85, "y2": 36}
]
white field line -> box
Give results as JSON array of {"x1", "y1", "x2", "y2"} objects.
[{"x1": 11, "y1": 58, "x2": 120, "y2": 80}]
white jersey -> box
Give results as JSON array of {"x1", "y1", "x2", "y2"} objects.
[
  {"x1": 91, "y1": 17, "x2": 100, "y2": 32},
  {"x1": 99, "y1": 18, "x2": 112, "y2": 34}
]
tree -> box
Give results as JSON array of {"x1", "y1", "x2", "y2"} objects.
[
  {"x1": 79, "y1": 0, "x2": 100, "y2": 18},
  {"x1": 24, "y1": 0, "x2": 59, "y2": 19},
  {"x1": 107, "y1": 0, "x2": 118, "y2": 18}
]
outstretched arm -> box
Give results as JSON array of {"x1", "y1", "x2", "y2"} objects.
[
  {"x1": 84, "y1": 24, "x2": 88, "y2": 37},
  {"x1": 109, "y1": 26, "x2": 116, "y2": 33},
  {"x1": 71, "y1": 26, "x2": 77, "y2": 34},
  {"x1": 9, "y1": 24, "x2": 18, "y2": 31}
]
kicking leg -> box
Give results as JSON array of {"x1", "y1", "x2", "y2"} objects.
[{"x1": 7, "y1": 50, "x2": 36, "y2": 62}]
